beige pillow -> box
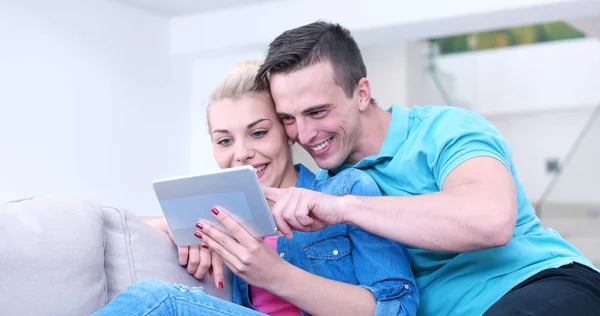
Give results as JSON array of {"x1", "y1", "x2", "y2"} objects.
[
  {"x1": 102, "y1": 204, "x2": 232, "y2": 302},
  {"x1": 0, "y1": 196, "x2": 107, "y2": 315}
]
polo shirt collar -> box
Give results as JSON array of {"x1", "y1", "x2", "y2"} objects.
[
  {"x1": 377, "y1": 104, "x2": 410, "y2": 158},
  {"x1": 328, "y1": 104, "x2": 409, "y2": 175}
]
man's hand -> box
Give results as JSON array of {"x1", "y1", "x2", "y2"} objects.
[{"x1": 262, "y1": 187, "x2": 345, "y2": 239}]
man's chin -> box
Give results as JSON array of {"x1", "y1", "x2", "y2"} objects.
[{"x1": 314, "y1": 156, "x2": 344, "y2": 171}]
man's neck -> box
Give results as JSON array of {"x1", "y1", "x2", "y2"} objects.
[{"x1": 347, "y1": 104, "x2": 391, "y2": 164}]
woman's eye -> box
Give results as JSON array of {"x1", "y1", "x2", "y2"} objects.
[
  {"x1": 252, "y1": 130, "x2": 268, "y2": 138},
  {"x1": 217, "y1": 139, "x2": 231, "y2": 146}
]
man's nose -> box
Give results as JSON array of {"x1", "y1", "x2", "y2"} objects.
[{"x1": 296, "y1": 119, "x2": 316, "y2": 145}]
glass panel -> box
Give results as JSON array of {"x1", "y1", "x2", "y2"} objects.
[{"x1": 431, "y1": 22, "x2": 585, "y2": 55}]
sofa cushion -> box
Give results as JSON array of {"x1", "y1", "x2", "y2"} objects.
[
  {"x1": 102, "y1": 204, "x2": 233, "y2": 302},
  {"x1": 0, "y1": 196, "x2": 107, "y2": 316}
]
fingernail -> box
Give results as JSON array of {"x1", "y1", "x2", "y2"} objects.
[
  {"x1": 194, "y1": 232, "x2": 202, "y2": 239},
  {"x1": 211, "y1": 208, "x2": 219, "y2": 216},
  {"x1": 196, "y1": 223, "x2": 203, "y2": 230},
  {"x1": 218, "y1": 282, "x2": 224, "y2": 289},
  {"x1": 201, "y1": 244, "x2": 209, "y2": 249}
]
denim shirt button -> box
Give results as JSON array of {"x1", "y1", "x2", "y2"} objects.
[
  {"x1": 332, "y1": 249, "x2": 339, "y2": 255},
  {"x1": 404, "y1": 284, "x2": 410, "y2": 290},
  {"x1": 279, "y1": 252, "x2": 285, "y2": 257}
]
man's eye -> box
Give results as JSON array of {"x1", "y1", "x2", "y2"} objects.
[{"x1": 310, "y1": 110, "x2": 326, "y2": 117}]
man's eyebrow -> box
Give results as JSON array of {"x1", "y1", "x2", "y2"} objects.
[
  {"x1": 277, "y1": 104, "x2": 332, "y2": 118},
  {"x1": 301, "y1": 104, "x2": 332, "y2": 115}
]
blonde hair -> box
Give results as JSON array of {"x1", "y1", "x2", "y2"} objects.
[
  {"x1": 207, "y1": 60, "x2": 271, "y2": 131},
  {"x1": 209, "y1": 59, "x2": 269, "y2": 104}
]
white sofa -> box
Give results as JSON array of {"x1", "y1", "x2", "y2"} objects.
[{"x1": 0, "y1": 195, "x2": 231, "y2": 315}]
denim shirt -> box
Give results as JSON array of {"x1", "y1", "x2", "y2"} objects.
[{"x1": 232, "y1": 164, "x2": 419, "y2": 316}]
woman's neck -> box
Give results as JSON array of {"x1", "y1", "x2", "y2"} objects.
[{"x1": 278, "y1": 164, "x2": 299, "y2": 189}]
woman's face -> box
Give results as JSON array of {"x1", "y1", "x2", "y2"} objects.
[{"x1": 208, "y1": 93, "x2": 297, "y2": 189}]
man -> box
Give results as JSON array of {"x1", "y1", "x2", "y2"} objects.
[{"x1": 257, "y1": 21, "x2": 600, "y2": 315}]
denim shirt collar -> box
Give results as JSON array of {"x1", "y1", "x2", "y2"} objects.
[{"x1": 294, "y1": 164, "x2": 317, "y2": 190}]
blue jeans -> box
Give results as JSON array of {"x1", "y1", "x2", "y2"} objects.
[{"x1": 91, "y1": 280, "x2": 267, "y2": 316}]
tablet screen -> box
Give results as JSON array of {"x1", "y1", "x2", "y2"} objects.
[{"x1": 159, "y1": 190, "x2": 254, "y2": 230}]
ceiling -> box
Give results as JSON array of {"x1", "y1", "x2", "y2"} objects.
[{"x1": 115, "y1": 0, "x2": 281, "y2": 16}]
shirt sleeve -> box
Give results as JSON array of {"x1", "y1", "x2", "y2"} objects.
[
  {"x1": 426, "y1": 107, "x2": 513, "y2": 189},
  {"x1": 347, "y1": 170, "x2": 419, "y2": 316}
]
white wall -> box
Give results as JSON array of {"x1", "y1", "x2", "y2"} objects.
[
  {"x1": 436, "y1": 38, "x2": 600, "y2": 116},
  {"x1": 169, "y1": 0, "x2": 600, "y2": 56},
  {"x1": 432, "y1": 38, "x2": 600, "y2": 204},
  {"x1": 0, "y1": 0, "x2": 189, "y2": 216},
  {"x1": 536, "y1": 106, "x2": 600, "y2": 205},
  {"x1": 361, "y1": 41, "x2": 409, "y2": 108},
  {"x1": 488, "y1": 107, "x2": 596, "y2": 203}
]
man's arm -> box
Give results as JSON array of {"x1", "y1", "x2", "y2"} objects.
[{"x1": 341, "y1": 156, "x2": 517, "y2": 252}]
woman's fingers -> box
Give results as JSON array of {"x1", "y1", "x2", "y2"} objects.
[
  {"x1": 186, "y1": 245, "x2": 201, "y2": 275},
  {"x1": 197, "y1": 231, "x2": 241, "y2": 272},
  {"x1": 177, "y1": 246, "x2": 189, "y2": 266},
  {"x1": 193, "y1": 244, "x2": 212, "y2": 280},
  {"x1": 209, "y1": 206, "x2": 257, "y2": 247},
  {"x1": 210, "y1": 252, "x2": 225, "y2": 289}
]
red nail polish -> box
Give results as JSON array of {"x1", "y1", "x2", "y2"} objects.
[
  {"x1": 218, "y1": 282, "x2": 224, "y2": 289},
  {"x1": 211, "y1": 208, "x2": 219, "y2": 216},
  {"x1": 196, "y1": 223, "x2": 203, "y2": 230},
  {"x1": 201, "y1": 244, "x2": 209, "y2": 249},
  {"x1": 194, "y1": 232, "x2": 202, "y2": 239}
]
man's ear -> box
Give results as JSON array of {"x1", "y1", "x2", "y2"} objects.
[
  {"x1": 287, "y1": 137, "x2": 295, "y2": 146},
  {"x1": 356, "y1": 78, "x2": 372, "y2": 112}
]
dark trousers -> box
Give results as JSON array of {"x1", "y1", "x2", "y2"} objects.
[{"x1": 484, "y1": 262, "x2": 600, "y2": 315}]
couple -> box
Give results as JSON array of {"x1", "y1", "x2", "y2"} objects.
[{"x1": 95, "y1": 21, "x2": 600, "y2": 315}]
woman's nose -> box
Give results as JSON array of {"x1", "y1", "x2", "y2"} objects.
[{"x1": 234, "y1": 144, "x2": 254, "y2": 162}]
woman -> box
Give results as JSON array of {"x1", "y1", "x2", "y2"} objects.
[{"x1": 92, "y1": 60, "x2": 418, "y2": 316}]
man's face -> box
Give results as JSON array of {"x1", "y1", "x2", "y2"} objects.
[{"x1": 269, "y1": 61, "x2": 367, "y2": 170}]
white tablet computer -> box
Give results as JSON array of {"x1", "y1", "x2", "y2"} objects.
[{"x1": 152, "y1": 165, "x2": 278, "y2": 246}]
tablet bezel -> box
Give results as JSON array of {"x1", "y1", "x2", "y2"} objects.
[{"x1": 152, "y1": 165, "x2": 278, "y2": 246}]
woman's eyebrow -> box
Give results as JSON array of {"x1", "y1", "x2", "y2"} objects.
[
  {"x1": 247, "y1": 118, "x2": 270, "y2": 128},
  {"x1": 211, "y1": 118, "x2": 271, "y2": 134},
  {"x1": 211, "y1": 128, "x2": 228, "y2": 134}
]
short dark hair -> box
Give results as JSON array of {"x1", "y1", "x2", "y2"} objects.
[{"x1": 257, "y1": 20, "x2": 375, "y2": 103}]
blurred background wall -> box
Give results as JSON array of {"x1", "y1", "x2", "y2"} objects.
[{"x1": 1, "y1": 0, "x2": 599, "y2": 264}]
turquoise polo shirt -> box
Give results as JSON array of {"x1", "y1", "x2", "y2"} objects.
[{"x1": 318, "y1": 105, "x2": 596, "y2": 316}]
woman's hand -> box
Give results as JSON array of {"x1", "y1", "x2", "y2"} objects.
[
  {"x1": 144, "y1": 217, "x2": 224, "y2": 284},
  {"x1": 195, "y1": 206, "x2": 291, "y2": 291}
]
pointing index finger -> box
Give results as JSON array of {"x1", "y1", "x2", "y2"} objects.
[{"x1": 262, "y1": 186, "x2": 283, "y2": 202}]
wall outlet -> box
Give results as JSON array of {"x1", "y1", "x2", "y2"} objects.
[{"x1": 545, "y1": 158, "x2": 561, "y2": 173}]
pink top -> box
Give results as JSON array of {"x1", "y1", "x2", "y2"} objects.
[{"x1": 249, "y1": 236, "x2": 303, "y2": 316}]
